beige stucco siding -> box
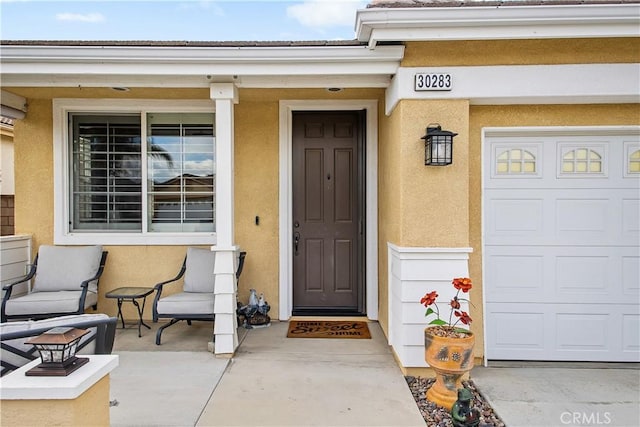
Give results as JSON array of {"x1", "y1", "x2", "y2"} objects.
[
  {"x1": 234, "y1": 98, "x2": 280, "y2": 314},
  {"x1": 14, "y1": 99, "x2": 54, "y2": 248},
  {"x1": 377, "y1": 100, "x2": 401, "y2": 333},
  {"x1": 395, "y1": 99, "x2": 470, "y2": 247},
  {"x1": 402, "y1": 38, "x2": 640, "y2": 67},
  {"x1": 376, "y1": 99, "x2": 470, "y2": 334},
  {"x1": 11, "y1": 87, "x2": 385, "y2": 321}
]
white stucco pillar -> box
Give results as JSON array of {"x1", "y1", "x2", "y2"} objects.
[{"x1": 210, "y1": 83, "x2": 239, "y2": 355}]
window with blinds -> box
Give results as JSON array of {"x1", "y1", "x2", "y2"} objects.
[
  {"x1": 71, "y1": 115, "x2": 142, "y2": 231},
  {"x1": 69, "y1": 112, "x2": 215, "y2": 233}
]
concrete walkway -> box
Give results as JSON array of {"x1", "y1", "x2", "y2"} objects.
[
  {"x1": 472, "y1": 365, "x2": 640, "y2": 427},
  {"x1": 196, "y1": 321, "x2": 426, "y2": 426},
  {"x1": 108, "y1": 320, "x2": 640, "y2": 427}
]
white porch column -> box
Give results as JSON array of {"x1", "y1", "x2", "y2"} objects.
[{"x1": 210, "y1": 83, "x2": 239, "y2": 355}]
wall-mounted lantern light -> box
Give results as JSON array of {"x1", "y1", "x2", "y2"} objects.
[
  {"x1": 421, "y1": 124, "x2": 457, "y2": 166},
  {"x1": 24, "y1": 327, "x2": 90, "y2": 376}
]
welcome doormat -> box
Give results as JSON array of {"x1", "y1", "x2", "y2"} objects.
[{"x1": 286, "y1": 320, "x2": 371, "y2": 339}]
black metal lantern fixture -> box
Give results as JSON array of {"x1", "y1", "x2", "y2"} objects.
[
  {"x1": 24, "y1": 327, "x2": 90, "y2": 376},
  {"x1": 421, "y1": 124, "x2": 457, "y2": 166}
]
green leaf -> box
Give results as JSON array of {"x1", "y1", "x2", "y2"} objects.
[
  {"x1": 429, "y1": 319, "x2": 447, "y2": 326},
  {"x1": 425, "y1": 308, "x2": 435, "y2": 316}
]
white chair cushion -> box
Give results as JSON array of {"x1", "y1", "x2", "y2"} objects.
[
  {"x1": 33, "y1": 245, "x2": 103, "y2": 292},
  {"x1": 183, "y1": 247, "x2": 216, "y2": 293},
  {"x1": 0, "y1": 313, "x2": 109, "y2": 371},
  {"x1": 3, "y1": 291, "x2": 98, "y2": 317},
  {"x1": 156, "y1": 292, "x2": 214, "y2": 316}
]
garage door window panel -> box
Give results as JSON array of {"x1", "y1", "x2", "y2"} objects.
[
  {"x1": 492, "y1": 144, "x2": 541, "y2": 179},
  {"x1": 559, "y1": 144, "x2": 607, "y2": 177},
  {"x1": 625, "y1": 143, "x2": 640, "y2": 176}
]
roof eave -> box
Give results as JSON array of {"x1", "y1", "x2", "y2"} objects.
[
  {"x1": 356, "y1": 3, "x2": 640, "y2": 46},
  {"x1": 0, "y1": 44, "x2": 405, "y2": 89}
]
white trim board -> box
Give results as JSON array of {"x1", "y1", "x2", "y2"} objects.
[
  {"x1": 385, "y1": 63, "x2": 640, "y2": 115},
  {"x1": 278, "y1": 100, "x2": 379, "y2": 320},
  {"x1": 0, "y1": 45, "x2": 404, "y2": 89},
  {"x1": 387, "y1": 244, "x2": 473, "y2": 367},
  {"x1": 356, "y1": 4, "x2": 640, "y2": 46}
]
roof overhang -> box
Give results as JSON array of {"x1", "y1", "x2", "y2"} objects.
[
  {"x1": 0, "y1": 44, "x2": 404, "y2": 89},
  {"x1": 356, "y1": 3, "x2": 640, "y2": 48}
]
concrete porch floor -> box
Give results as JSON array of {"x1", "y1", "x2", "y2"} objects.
[{"x1": 108, "y1": 320, "x2": 640, "y2": 427}]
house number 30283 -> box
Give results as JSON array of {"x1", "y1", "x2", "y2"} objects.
[{"x1": 414, "y1": 73, "x2": 453, "y2": 91}]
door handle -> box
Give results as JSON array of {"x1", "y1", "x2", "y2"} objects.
[{"x1": 294, "y1": 232, "x2": 300, "y2": 256}]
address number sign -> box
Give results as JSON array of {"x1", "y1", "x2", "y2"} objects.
[{"x1": 414, "y1": 73, "x2": 452, "y2": 91}]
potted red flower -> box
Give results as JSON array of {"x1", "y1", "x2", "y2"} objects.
[{"x1": 420, "y1": 277, "x2": 475, "y2": 411}]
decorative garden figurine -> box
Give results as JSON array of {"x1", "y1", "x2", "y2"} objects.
[
  {"x1": 237, "y1": 289, "x2": 271, "y2": 328},
  {"x1": 248, "y1": 289, "x2": 259, "y2": 307},
  {"x1": 451, "y1": 388, "x2": 481, "y2": 427}
]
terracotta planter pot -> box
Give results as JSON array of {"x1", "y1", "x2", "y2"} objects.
[{"x1": 424, "y1": 327, "x2": 475, "y2": 411}]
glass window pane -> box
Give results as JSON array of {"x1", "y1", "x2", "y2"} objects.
[
  {"x1": 524, "y1": 162, "x2": 535, "y2": 173},
  {"x1": 70, "y1": 114, "x2": 142, "y2": 231},
  {"x1": 576, "y1": 149, "x2": 588, "y2": 160},
  {"x1": 147, "y1": 113, "x2": 215, "y2": 232},
  {"x1": 576, "y1": 161, "x2": 588, "y2": 172},
  {"x1": 563, "y1": 161, "x2": 574, "y2": 172}
]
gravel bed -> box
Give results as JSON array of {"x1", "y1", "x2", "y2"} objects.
[{"x1": 405, "y1": 376, "x2": 506, "y2": 427}]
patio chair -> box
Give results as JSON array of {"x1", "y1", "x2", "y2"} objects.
[
  {"x1": 152, "y1": 247, "x2": 246, "y2": 345},
  {"x1": 0, "y1": 313, "x2": 117, "y2": 377},
  {"x1": 1, "y1": 245, "x2": 108, "y2": 322}
]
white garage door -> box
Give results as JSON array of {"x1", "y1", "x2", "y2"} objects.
[{"x1": 484, "y1": 128, "x2": 640, "y2": 362}]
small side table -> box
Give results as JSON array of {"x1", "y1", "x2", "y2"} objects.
[{"x1": 105, "y1": 287, "x2": 154, "y2": 337}]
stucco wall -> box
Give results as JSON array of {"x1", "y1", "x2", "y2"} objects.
[
  {"x1": 402, "y1": 38, "x2": 640, "y2": 67},
  {"x1": 377, "y1": 100, "x2": 401, "y2": 333},
  {"x1": 234, "y1": 97, "x2": 280, "y2": 314},
  {"x1": 11, "y1": 87, "x2": 385, "y2": 320},
  {"x1": 377, "y1": 98, "x2": 470, "y2": 350},
  {"x1": 14, "y1": 99, "x2": 54, "y2": 248}
]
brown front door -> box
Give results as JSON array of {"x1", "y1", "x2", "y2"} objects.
[{"x1": 292, "y1": 111, "x2": 365, "y2": 315}]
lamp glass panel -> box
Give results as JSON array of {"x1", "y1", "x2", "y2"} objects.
[{"x1": 40, "y1": 349, "x2": 52, "y2": 362}]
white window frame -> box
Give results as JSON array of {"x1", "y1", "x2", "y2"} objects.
[{"x1": 53, "y1": 98, "x2": 217, "y2": 245}]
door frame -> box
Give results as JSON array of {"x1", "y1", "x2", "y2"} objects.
[{"x1": 278, "y1": 100, "x2": 379, "y2": 320}]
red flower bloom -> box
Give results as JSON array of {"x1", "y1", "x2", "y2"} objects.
[
  {"x1": 421, "y1": 291, "x2": 438, "y2": 307},
  {"x1": 450, "y1": 298, "x2": 460, "y2": 309},
  {"x1": 452, "y1": 277, "x2": 473, "y2": 293},
  {"x1": 454, "y1": 311, "x2": 473, "y2": 325}
]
